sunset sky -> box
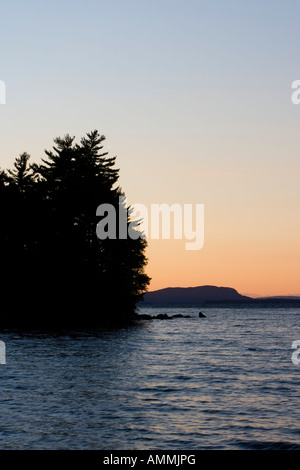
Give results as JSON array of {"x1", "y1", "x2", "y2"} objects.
[{"x1": 1, "y1": 0, "x2": 300, "y2": 296}]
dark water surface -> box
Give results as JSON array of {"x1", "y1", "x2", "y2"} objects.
[{"x1": 0, "y1": 307, "x2": 300, "y2": 450}]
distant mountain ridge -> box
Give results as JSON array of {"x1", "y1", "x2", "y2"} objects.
[
  {"x1": 142, "y1": 285, "x2": 251, "y2": 304},
  {"x1": 141, "y1": 285, "x2": 300, "y2": 306}
]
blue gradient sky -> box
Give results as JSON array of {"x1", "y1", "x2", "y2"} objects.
[{"x1": 1, "y1": 0, "x2": 300, "y2": 295}]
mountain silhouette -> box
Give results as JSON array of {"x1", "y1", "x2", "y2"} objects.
[{"x1": 142, "y1": 285, "x2": 251, "y2": 304}]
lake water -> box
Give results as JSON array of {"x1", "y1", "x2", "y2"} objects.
[{"x1": 0, "y1": 306, "x2": 300, "y2": 450}]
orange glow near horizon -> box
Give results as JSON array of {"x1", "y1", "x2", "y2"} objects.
[
  {"x1": 145, "y1": 238, "x2": 300, "y2": 297},
  {"x1": 122, "y1": 132, "x2": 300, "y2": 299},
  {"x1": 143, "y1": 197, "x2": 300, "y2": 298}
]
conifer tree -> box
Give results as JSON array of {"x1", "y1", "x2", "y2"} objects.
[{"x1": 1, "y1": 131, "x2": 150, "y2": 327}]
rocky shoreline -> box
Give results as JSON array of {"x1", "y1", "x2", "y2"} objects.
[
  {"x1": 136, "y1": 311, "x2": 206, "y2": 320},
  {"x1": 137, "y1": 313, "x2": 191, "y2": 320}
]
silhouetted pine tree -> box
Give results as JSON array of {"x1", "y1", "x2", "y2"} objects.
[
  {"x1": 7, "y1": 152, "x2": 33, "y2": 192},
  {"x1": 1, "y1": 155, "x2": 38, "y2": 310},
  {"x1": 1, "y1": 131, "x2": 150, "y2": 327}
]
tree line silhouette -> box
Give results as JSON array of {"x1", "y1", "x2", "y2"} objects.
[{"x1": 0, "y1": 130, "x2": 150, "y2": 327}]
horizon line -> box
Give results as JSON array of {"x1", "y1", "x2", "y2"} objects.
[{"x1": 146, "y1": 284, "x2": 300, "y2": 299}]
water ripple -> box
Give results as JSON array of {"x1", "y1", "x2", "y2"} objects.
[{"x1": 0, "y1": 307, "x2": 300, "y2": 449}]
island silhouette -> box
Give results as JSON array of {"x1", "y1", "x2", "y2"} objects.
[
  {"x1": 0, "y1": 131, "x2": 150, "y2": 329},
  {"x1": 140, "y1": 285, "x2": 300, "y2": 308}
]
